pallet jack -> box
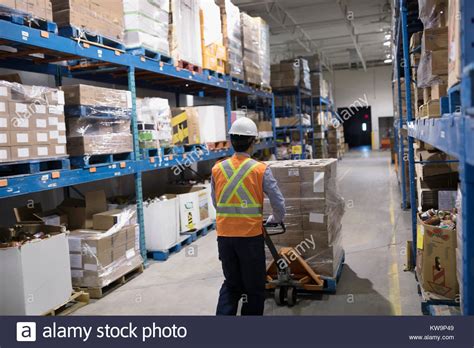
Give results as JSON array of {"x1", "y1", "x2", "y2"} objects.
[{"x1": 263, "y1": 222, "x2": 325, "y2": 307}]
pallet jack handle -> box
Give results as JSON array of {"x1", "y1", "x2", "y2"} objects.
[{"x1": 263, "y1": 222, "x2": 287, "y2": 271}]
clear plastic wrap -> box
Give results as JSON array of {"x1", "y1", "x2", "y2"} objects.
[
  {"x1": 68, "y1": 208, "x2": 142, "y2": 288},
  {"x1": 263, "y1": 159, "x2": 345, "y2": 277},
  {"x1": 123, "y1": 0, "x2": 170, "y2": 54},
  {"x1": 62, "y1": 84, "x2": 133, "y2": 156},
  {"x1": 169, "y1": 0, "x2": 202, "y2": 67},
  {"x1": 258, "y1": 17, "x2": 271, "y2": 88},
  {"x1": 216, "y1": 0, "x2": 244, "y2": 80},
  {"x1": 0, "y1": 80, "x2": 67, "y2": 163},
  {"x1": 241, "y1": 12, "x2": 262, "y2": 85},
  {"x1": 418, "y1": 0, "x2": 447, "y2": 29},
  {"x1": 51, "y1": 0, "x2": 124, "y2": 42}
]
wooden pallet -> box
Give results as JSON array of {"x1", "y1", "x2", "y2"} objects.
[
  {"x1": 203, "y1": 69, "x2": 225, "y2": 80},
  {"x1": 42, "y1": 291, "x2": 90, "y2": 316},
  {"x1": 0, "y1": 5, "x2": 58, "y2": 33},
  {"x1": 418, "y1": 99, "x2": 441, "y2": 118},
  {"x1": 175, "y1": 60, "x2": 203, "y2": 74},
  {"x1": 181, "y1": 221, "x2": 216, "y2": 242},
  {"x1": 70, "y1": 152, "x2": 133, "y2": 169},
  {"x1": 206, "y1": 141, "x2": 231, "y2": 151},
  {"x1": 127, "y1": 47, "x2": 173, "y2": 64},
  {"x1": 58, "y1": 26, "x2": 125, "y2": 52},
  {"x1": 147, "y1": 235, "x2": 193, "y2": 261},
  {"x1": 0, "y1": 157, "x2": 70, "y2": 177},
  {"x1": 76, "y1": 264, "x2": 145, "y2": 299}
]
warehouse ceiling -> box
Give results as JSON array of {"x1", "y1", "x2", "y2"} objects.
[{"x1": 233, "y1": 0, "x2": 393, "y2": 70}]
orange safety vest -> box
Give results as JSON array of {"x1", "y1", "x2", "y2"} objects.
[{"x1": 212, "y1": 154, "x2": 267, "y2": 237}]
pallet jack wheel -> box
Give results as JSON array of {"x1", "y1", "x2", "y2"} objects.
[
  {"x1": 287, "y1": 287, "x2": 297, "y2": 307},
  {"x1": 274, "y1": 287, "x2": 286, "y2": 306}
]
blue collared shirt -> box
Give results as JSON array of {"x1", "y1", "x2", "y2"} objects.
[{"x1": 211, "y1": 153, "x2": 286, "y2": 223}]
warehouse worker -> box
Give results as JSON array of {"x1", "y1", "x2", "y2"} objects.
[{"x1": 211, "y1": 117, "x2": 285, "y2": 316}]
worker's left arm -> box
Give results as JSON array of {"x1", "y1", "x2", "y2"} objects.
[
  {"x1": 263, "y1": 167, "x2": 286, "y2": 223},
  {"x1": 210, "y1": 175, "x2": 217, "y2": 209}
]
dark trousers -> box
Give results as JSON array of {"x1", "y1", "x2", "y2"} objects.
[{"x1": 216, "y1": 235, "x2": 266, "y2": 316}]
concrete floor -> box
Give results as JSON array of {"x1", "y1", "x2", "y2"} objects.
[{"x1": 75, "y1": 149, "x2": 422, "y2": 316}]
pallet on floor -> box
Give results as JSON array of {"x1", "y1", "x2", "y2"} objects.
[
  {"x1": 147, "y1": 235, "x2": 193, "y2": 261},
  {"x1": 0, "y1": 4, "x2": 57, "y2": 33},
  {"x1": 181, "y1": 221, "x2": 216, "y2": 242},
  {"x1": 127, "y1": 47, "x2": 173, "y2": 64},
  {"x1": 70, "y1": 152, "x2": 133, "y2": 169},
  {"x1": 320, "y1": 251, "x2": 345, "y2": 293},
  {"x1": 175, "y1": 60, "x2": 203, "y2": 74},
  {"x1": 76, "y1": 264, "x2": 145, "y2": 299},
  {"x1": 58, "y1": 26, "x2": 125, "y2": 52},
  {"x1": 0, "y1": 157, "x2": 70, "y2": 177},
  {"x1": 42, "y1": 291, "x2": 90, "y2": 316}
]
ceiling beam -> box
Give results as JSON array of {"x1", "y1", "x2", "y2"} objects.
[{"x1": 336, "y1": 0, "x2": 367, "y2": 71}]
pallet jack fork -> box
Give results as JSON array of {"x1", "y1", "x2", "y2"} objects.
[{"x1": 263, "y1": 222, "x2": 324, "y2": 307}]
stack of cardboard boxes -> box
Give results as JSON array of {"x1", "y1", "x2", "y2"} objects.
[
  {"x1": 416, "y1": 0, "x2": 449, "y2": 118},
  {"x1": 216, "y1": 0, "x2": 244, "y2": 80},
  {"x1": 199, "y1": 0, "x2": 226, "y2": 74},
  {"x1": 61, "y1": 190, "x2": 142, "y2": 289},
  {"x1": 0, "y1": 81, "x2": 67, "y2": 163},
  {"x1": 263, "y1": 159, "x2": 345, "y2": 277},
  {"x1": 271, "y1": 58, "x2": 311, "y2": 90},
  {"x1": 313, "y1": 125, "x2": 328, "y2": 159},
  {"x1": 327, "y1": 125, "x2": 345, "y2": 159},
  {"x1": 51, "y1": 0, "x2": 124, "y2": 42},
  {"x1": 123, "y1": 0, "x2": 170, "y2": 55},
  {"x1": 63, "y1": 84, "x2": 133, "y2": 156},
  {"x1": 0, "y1": 0, "x2": 52, "y2": 20},
  {"x1": 415, "y1": 142, "x2": 458, "y2": 211}
]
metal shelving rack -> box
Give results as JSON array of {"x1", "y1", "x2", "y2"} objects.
[
  {"x1": 274, "y1": 86, "x2": 313, "y2": 159},
  {"x1": 395, "y1": 0, "x2": 474, "y2": 315},
  {"x1": 0, "y1": 17, "x2": 276, "y2": 261}
]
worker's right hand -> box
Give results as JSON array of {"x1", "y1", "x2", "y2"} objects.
[{"x1": 266, "y1": 215, "x2": 280, "y2": 224}]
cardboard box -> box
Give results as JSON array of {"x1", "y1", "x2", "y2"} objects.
[
  {"x1": 0, "y1": 0, "x2": 53, "y2": 20},
  {"x1": 14, "y1": 204, "x2": 69, "y2": 226},
  {"x1": 93, "y1": 209, "x2": 130, "y2": 231},
  {"x1": 144, "y1": 194, "x2": 180, "y2": 251},
  {"x1": 58, "y1": 190, "x2": 108, "y2": 230},
  {"x1": 33, "y1": 144, "x2": 50, "y2": 158},
  {"x1": 10, "y1": 146, "x2": 31, "y2": 161},
  {"x1": 0, "y1": 146, "x2": 11, "y2": 162},
  {"x1": 68, "y1": 230, "x2": 113, "y2": 269},
  {"x1": 423, "y1": 27, "x2": 448, "y2": 51},
  {"x1": 50, "y1": 144, "x2": 67, "y2": 156},
  {"x1": 448, "y1": 0, "x2": 461, "y2": 89},
  {"x1": 166, "y1": 186, "x2": 210, "y2": 232},
  {"x1": 0, "y1": 100, "x2": 9, "y2": 117},
  {"x1": 0, "y1": 131, "x2": 9, "y2": 146},
  {"x1": 67, "y1": 134, "x2": 133, "y2": 156},
  {"x1": 170, "y1": 107, "x2": 201, "y2": 146},
  {"x1": 416, "y1": 216, "x2": 458, "y2": 299},
  {"x1": 10, "y1": 131, "x2": 33, "y2": 146},
  {"x1": 0, "y1": 231, "x2": 72, "y2": 315},
  {"x1": 61, "y1": 85, "x2": 131, "y2": 108},
  {"x1": 193, "y1": 106, "x2": 227, "y2": 143}
]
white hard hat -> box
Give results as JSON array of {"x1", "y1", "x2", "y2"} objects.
[{"x1": 229, "y1": 117, "x2": 258, "y2": 137}]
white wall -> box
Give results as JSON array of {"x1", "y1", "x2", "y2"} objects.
[{"x1": 334, "y1": 65, "x2": 394, "y2": 149}]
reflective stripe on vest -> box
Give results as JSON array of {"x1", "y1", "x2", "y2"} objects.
[{"x1": 216, "y1": 158, "x2": 262, "y2": 217}]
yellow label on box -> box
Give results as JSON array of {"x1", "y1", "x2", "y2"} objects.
[
  {"x1": 417, "y1": 224, "x2": 424, "y2": 250},
  {"x1": 292, "y1": 145, "x2": 303, "y2": 155}
]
